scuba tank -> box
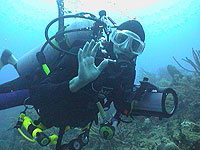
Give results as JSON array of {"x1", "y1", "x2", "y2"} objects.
[
  {"x1": 15, "y1": 17, "x2": 96, "y2": 76},
  {"x1": 5, "y1": 14, "x2": 97, "y2": 77},
  {"x1": 66, "y1": 17, "x2": 95, "y2": 47},
  {"x1": 0, "y1": 11, "x2": 110, "y2": 76},
  {"x1": 0, "y1": 0, "x2": 113, "y2": 77},
  {"x1": 15, "y1": 43, "x2": 60, "y2": 76}
]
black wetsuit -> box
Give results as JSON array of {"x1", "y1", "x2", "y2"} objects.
[{"x1": 0, "y1": 42, "x2": 136, "y2": 129}]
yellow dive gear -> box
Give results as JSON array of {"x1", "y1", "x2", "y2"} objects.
[
  {"x1": 99, "y1": 122, "x2": 115, "y2": 140},
  {"x1": 15, "y1": 112, "x2": 58, "y2": 147},
  {"x1": 96, "y1": 101, "x2": 106, "y2": 121},
  {"x1": 42, "y1": 64, "x2": 50, "y2": 75}
]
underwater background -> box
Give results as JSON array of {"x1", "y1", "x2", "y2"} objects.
[{"x1": 0, "y1": 0, "x2": 200, "y2": 149}]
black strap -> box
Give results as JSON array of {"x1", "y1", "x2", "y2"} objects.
[
  {"x1": 1, "y1": 49, "x2": 12, "y2": 65},
  {"x1": 55, "y1": 29, "x2": 71, "y2": 51},
  {"x1": 56, "y1": 127, "x2": 65, "y2": 150}
]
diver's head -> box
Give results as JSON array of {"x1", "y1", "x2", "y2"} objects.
[{"x1": 111, "y1": 20, "x2": 145, "y2": 60}]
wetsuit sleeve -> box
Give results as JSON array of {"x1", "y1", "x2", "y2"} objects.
[
  {"x1": 0, "y1": 76, "x2": 32, "y2": 110},
  {"x1": 29, "y1": 81, "x2": 76, "y2": 107}
]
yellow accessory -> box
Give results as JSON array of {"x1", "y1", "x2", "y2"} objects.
[{"x1": 17, "y1": 113, "x2": 58, "y2": 146}]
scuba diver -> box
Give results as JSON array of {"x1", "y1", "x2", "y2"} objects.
[{"x1": 0, "y1": 2, "x2": 178, "y2": 149}]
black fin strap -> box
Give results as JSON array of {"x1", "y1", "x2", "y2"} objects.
[
  {"x1": 1, "y1": 49, "x2": 12, "y2": 65},
  {"x1": 56, "y1": 127, "x2": 65, "y2": 150}
]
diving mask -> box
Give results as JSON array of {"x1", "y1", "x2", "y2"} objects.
[{"x1": 111, "y1": 30, "x2": 145, "y2": 55}]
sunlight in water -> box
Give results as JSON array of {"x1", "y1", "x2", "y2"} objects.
[{"x1": 40, "y1": 0, "x2": 162, "y2": 12}]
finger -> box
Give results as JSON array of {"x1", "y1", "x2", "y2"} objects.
[
  {"x1": 97, "y1": 59, "x2": 109, "y2": 72},
  {"x1": 91, "y1": 42, "x2": 100, "y2": 57},
  {"x1": 87, "y1": 39, "x2": 95, "y2": 56},
  {"x1": 82, "y1": 42, "x2": 89, "y2": 58},
  {"x1": 78, "y1": 48, "x2": 83, "y2": 63}
]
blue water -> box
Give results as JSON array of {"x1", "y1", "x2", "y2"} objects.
[{"x1": 0, "y1": 0, "x2": 200, "y2": 84}]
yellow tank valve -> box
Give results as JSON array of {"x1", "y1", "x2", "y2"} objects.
[{"x1": 49, "y1": 135, "x2": 58, "y2": 145}]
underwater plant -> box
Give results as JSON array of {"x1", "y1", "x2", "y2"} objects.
[{"x1": 173, "y1": 48, "x2": 200, "y2": 76}]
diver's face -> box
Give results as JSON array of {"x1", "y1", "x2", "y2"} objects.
[
  {"x1": 113, "y1": 44, "x2": 135, "y2": 60},
  {"x1": 111, "y1": 29, "x2": 145, "y2": 60}
]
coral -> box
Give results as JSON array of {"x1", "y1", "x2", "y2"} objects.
[
  {"x1": 167, "y1": 65, "x2": 183, "y2": 79},
  {"x1": 157, "y1": 138, "x2": 180, "y2": 150},
  {"x1": 171, "y1": 120, "x2": 200, "y2": 150},
  {"x1": 173, "y1": 48, "x2": 200, "y2": 76},
  {"x1": 163, "y1": 142, "x2": 180, "y2": 150}
]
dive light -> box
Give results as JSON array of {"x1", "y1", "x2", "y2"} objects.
[
  {"x1": 16, "y1": 113, "x2": 58, "y2": 146},
  {"x1": 131, "y1": 87, "x2": 178, "y2": 119},
  {"x1": 129, "y1": 78, "x2": 178, "y2": 119}
]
